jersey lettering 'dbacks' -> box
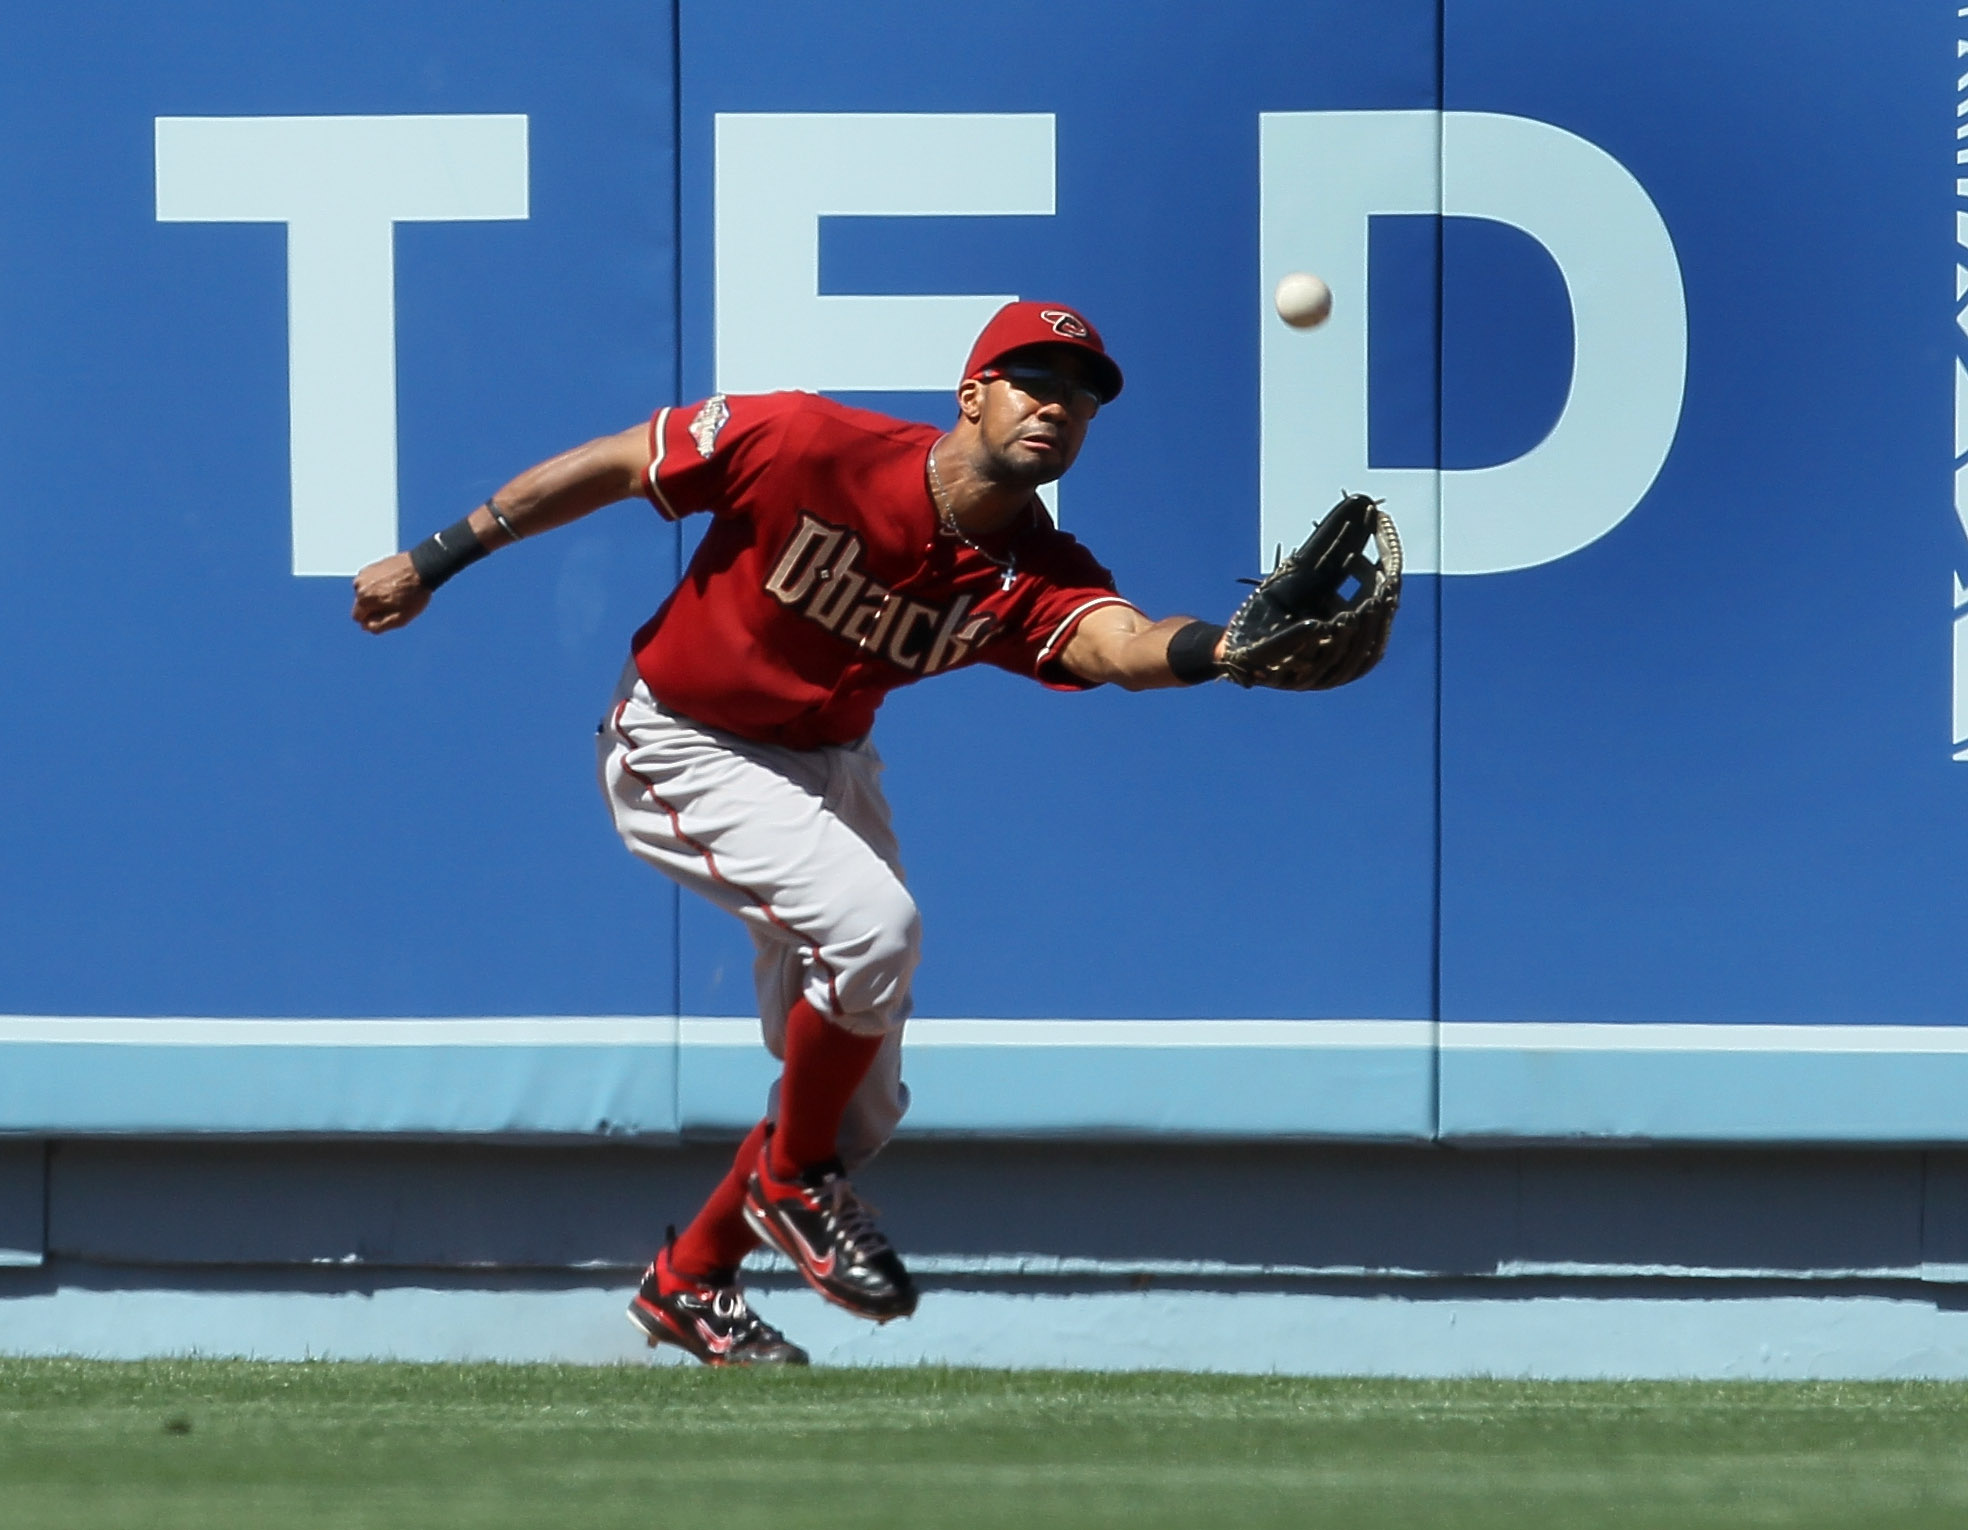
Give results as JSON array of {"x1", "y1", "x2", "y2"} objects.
[{"x1": 762, "y1": 511, "x2": 997, "y2": 675}]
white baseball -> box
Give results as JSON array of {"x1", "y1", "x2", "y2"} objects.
[{"x1": 1273, "y1": 271, "x2": 1333, "y2": 330}]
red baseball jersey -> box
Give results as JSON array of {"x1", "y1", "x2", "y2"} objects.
[{"x1": 631, "y1": 392, "x2": 1135, "y2": 749}]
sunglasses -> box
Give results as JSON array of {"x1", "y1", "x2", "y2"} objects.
[{"x1": 976, "y1": 363, "x2": 1103, "y2": 419}]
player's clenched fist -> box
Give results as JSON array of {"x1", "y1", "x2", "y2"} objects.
[{"x1": 350, "y1": 552, "x2": 431, "y2": 633}]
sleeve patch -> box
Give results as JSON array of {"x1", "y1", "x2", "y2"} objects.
[{"x1": 688, "y1": 394, "x2": 731, "y2": 458}]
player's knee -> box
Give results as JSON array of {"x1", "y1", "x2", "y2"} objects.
[
  {"x1": 884, "y1": 885, "x2": 923, "y2": 957},
  {"x1": 873, "y1": 888, "x2": 923, "y2": 980},
  {"x1": 859, "y1": 886, "x2": 921, "y2": 983},
  {"x1": 829, "y1": 885, "x2": 920, "y2": 1024}
]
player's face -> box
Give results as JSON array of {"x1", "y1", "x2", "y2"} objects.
[{"x1": 969, "y1": 346, "x2": 1097, "y2": 487}]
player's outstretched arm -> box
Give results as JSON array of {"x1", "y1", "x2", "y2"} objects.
[
  {"x1": 351, "y1": 423, "x2": 649, "y2": 634},
  {"x1": 1058, "y1": 604, "x2": 1226, "y2": 692}
]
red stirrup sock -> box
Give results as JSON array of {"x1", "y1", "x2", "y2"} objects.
[
  {"x1": 768, "y1": 995, "x2": 884, "y2": 1179},
  {"x1": 665, "y1": 1117, "x2": 771, "y2": 1285}
]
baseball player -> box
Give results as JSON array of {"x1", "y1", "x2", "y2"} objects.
[{"x1": 351, "y1": 302, "x2": 1364, "y2": 1367}]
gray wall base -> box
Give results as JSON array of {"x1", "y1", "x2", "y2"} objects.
[
  {"x1": 35, "y1": 1137, "x2": 1968, "y2": 1281},
  {"x1": 9, "y1": 1138, "x2": 1968, "y2": 1376},
  {"x1": 0, "y1": 1141, "x2": 43, "y2": 1267}
]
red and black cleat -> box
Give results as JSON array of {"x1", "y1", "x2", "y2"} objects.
[
  {"x1": 743, "y1": 1152, "x2": 918, "y2": 1323},
  {"x1": 626, "y1": 1249, "x2": 809, "y2": 1367}
]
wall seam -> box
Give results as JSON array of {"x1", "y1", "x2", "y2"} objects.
[
  {"x1": 669, "y1": 0, "x2": 687, "y2": 1135},
  {"x1": 1429, "y1": 0, "x2": 1448, "y2": 1145}
]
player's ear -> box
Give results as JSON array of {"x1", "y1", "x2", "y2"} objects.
[{"x1": 956, "y1": 376, "x2": 985, "y2": 423}]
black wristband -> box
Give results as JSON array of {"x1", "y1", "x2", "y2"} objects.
[
  {"x1": 1166, "y1": 620, "x2": 1226, "y2": 684},
  {"x1": 408, "y1": 517, "x2": 491, "y2": 591}
]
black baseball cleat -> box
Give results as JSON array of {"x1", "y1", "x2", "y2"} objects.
[
  {"x1": 627, "y1": 1249, "x2": 810, "y2": 1368},
  {"x1": 743, "y1": 1152, "x2": 918, "y2": 1322}
]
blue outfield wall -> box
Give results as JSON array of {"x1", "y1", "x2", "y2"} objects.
[{"x1": 0, "y1": 1, "x2": 1963, "y2": 1145}]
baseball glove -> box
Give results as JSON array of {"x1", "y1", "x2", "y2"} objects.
[{"x1": 1219, "y1": 493, "x2": 1402, "y2": 690}]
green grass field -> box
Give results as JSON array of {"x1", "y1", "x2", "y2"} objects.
[{"x1": 3, "y1": 1360, "x2": 1967, "y2": 1529}]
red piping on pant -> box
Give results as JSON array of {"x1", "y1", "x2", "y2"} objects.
[{"x1": 610, "y1": 699, "x2": 845, "y2": 1015}]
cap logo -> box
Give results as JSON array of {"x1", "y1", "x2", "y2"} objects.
[{"x1": 1039, "y1": 308, "x2": 1089, "y2": 340}]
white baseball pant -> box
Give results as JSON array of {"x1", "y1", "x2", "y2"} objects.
[{"x1": 597, "y1": 663, "x2": 914, "y2": 1168}]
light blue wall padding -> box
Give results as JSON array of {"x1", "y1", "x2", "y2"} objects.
[
  {"x1": 900, "y1": 1037, "x2": 1432, "y2": 1139},
  {"x1": 677, "y1": 1021, "x2": 1438, "y2": 1140},
  {"x1": 0, "y1": 1019, "x2": 1433, "y2": 1139},
  {"x1": 0, "y1": 1022, "x2": 679, "y2": 1138},
  {"x1": 31, "y1": 1018, "x2": 1968, "y2": 1144},
  {"x1": 1439, "y1": 1026, "x2": 1968, "y2": 1143},
  {"x1": 23, "y1": 1019, "x2": 1968, "y2": 1142}
]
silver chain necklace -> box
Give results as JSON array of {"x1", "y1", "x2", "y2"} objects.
[{"x1": 928, "y1": 438, "x2": 1019, "y2": 592}]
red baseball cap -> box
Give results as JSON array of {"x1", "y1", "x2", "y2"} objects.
[{"x1": 962, "y1": 301, "x2": 1124, "y2": 404}]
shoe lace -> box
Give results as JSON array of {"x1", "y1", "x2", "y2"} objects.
[
  {"x1": 707, "y1": 1284, "x2": 784, "y2": 1343},
  {"x1": 817, "y1": 1175, "x2": 893, "y2": 1260}
]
